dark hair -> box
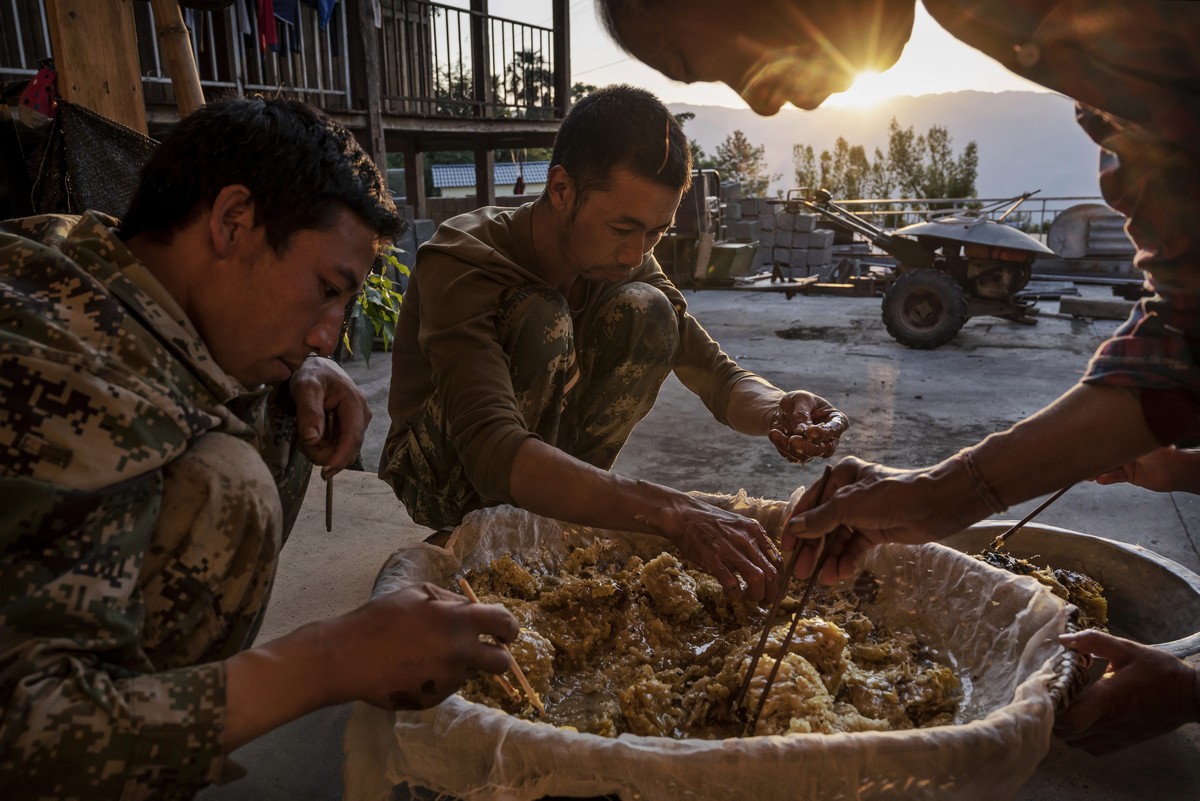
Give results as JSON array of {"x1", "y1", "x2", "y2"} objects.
[
  {"x1": 120, "y1": 96, "x2": 402, "y2": 252},
  {"x1": 550, "y1": 84, "x2": 691, "y2": 204}
]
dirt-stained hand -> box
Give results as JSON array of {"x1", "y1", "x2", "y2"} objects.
[
  {"x1": 664, "y1": 501, "x2": 781, "y2": 604},
  {"x1": 333, "y1": 582, "x2": 518, "y2": 711},
  {"x1": 767, "y1": 391, "x2": 849, "y2": 464},
  {"x1": 289, "y1": 356, "x2": 371, "y2": 479}
]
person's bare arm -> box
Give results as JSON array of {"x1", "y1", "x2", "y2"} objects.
[
  {"x1": 784, "y1": 382, "x2": 1162, "y2": 581},
  {"x1": 970, "y1": 383, "x2": 1160, "y2": 506},
  {"x1": 507, "y1": 438, "x2": 781, "y2": 603},
  {"x1": 221, "y1": 583, "x2": 517, "y2": 752}
]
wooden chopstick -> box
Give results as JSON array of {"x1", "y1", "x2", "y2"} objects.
[
  {"x1": 733, "y1": 466, "x2": 832, "y2": 710},
  {"x1": 458, "y1": 577, "x2": 545, "y2": 716},
  {"x1": 325, "y1": 474, "x2": 333, "y2": 532},
  {"x1": 989, "y1": 483, "x2": 1075, "y2": 551},
  {"x1": 742, "y1": 540, "x2": 833, "y2": 737},
  {"x1": 733, "y1": 466, "x2": 833, "y2": 717}
]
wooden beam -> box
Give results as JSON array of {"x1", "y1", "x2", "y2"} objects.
[
  {"x1": 470, "y1": 0, "x2": 491, "y2": 119},
  {"x1": 45, "y1": 0, "x2": 146, "y2": 133},
  {"x1": 400, "y1": 142, "x2": 427, "y2": 220},
  {"x1": 474, "y1": 147, "x2": 495, "y2": 207},
  {"x1": 356, "y1": 0, "x2": 387, "y2": 169},
  {"x1": 1059, "y1": 296, "x2": 1134, "y2": 321},
  {"x1": 553, "y1": 0, "x2": 571, "y2": 117}
]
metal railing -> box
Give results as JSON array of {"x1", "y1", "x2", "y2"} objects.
[
  {"x1": 0, "y1": 0, "x2": 53, "y2": 80},
  {"x1": 134, "y1": 1, "x2": 353, "y2": 112},
  {"x1": 0, "y1": 1, "x2": 353, "y2": 110},
  {"x1": 1, "y1": 1, "x2": 564, "y2": 120},
  {"x1": 375, "y1": 0, "x2": 559, "y2": 119}
]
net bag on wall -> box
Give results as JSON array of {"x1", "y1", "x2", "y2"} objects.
[{"x1": 31, "y1": 99, "x2": 159, "y2": 218}]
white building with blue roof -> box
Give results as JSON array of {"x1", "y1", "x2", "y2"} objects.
[{"x1": 431, "y1": 161, "x2": 550, "y2": 198}]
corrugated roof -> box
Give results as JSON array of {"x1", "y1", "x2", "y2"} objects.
[{"x1": 431, "y1": 160, "x2": 550, "y2": 189}]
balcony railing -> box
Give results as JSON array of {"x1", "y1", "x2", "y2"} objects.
[
  {"x1": 0, "y1": 1, "x2": 566, "y2": 121},
  {"x1": 376, "y1": 0, "x2": 559, "y2": 119},
  {"x1": 139, "y1": 1, "x2": 353, "y2": 112},
  {"x1": 1, "y1": 0, "x2": 51, "y2": 81}
]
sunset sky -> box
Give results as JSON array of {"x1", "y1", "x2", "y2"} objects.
[{"x1": 480, "y1": 1, "x2": 1050, "y2": 108}]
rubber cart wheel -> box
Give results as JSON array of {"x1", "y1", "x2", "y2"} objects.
[{"x1": 881, "y1": 268, "x2": 969, "y2": 349}]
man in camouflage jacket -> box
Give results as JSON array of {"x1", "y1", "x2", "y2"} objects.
[{"x1": 0, "y1": 97, "x2": 518, "y2": 800}]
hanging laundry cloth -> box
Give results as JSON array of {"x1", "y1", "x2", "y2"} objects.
[
  {"x1": 302, "y1": 0, "x2": 338, "y2": 30},
  {"x1": 18, "y1": 63, "x2": 57, "y2": 121},
  {"x1": 257, "y1": 0, "x2": 278, "y2": 52}
]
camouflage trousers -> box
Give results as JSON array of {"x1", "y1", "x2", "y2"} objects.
[
  {"x1": 385, "y1": 282, "x2": 679, "y2": 530},
  {"x1": 141, "y1": 432, "x2": 285, "y2": 670}
]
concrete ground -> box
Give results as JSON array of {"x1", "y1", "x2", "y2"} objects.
[{"x1": 199, "y1": 284, "x2": 1199, "y2": 801}]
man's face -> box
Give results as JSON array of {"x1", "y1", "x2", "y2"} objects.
[
  {"x1": 201, "y1": 207, "x2": 378, "y2": 387},
  {"x1": 558, "y1": 166, "x2": 682, "y2": 284},
  {"x1": 611, "y1": 0, "x2": 915, "y2": 115}
]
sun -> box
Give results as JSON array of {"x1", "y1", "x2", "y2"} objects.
[{"x1": 822, "y1": 71, "x2": 902, "y2": 108}]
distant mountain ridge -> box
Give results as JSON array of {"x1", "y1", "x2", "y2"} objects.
[{"x1": 669, "y1": 90, "x2": 1102, "y2": 200}]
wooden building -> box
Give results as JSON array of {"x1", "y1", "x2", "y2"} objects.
[{"x1": 0, "y1": 0, "x2": 569, "y2": 219}]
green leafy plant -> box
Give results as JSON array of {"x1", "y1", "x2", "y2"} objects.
[{"x1": 341, "y1": 245, "x2": 409, "y2": 367}]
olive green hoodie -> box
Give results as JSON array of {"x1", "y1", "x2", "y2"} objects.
[{"x1": 382, "y1": 202, "x2": 761, "y2": 505}]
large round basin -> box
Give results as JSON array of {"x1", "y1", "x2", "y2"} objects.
[{"x1": 942, "y1": 522, "x2": 1200, "y2": 657}]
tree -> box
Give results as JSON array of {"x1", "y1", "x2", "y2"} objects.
[
  {"x1": 434, "y1": 61, "x2": 475, "y2": 118},
  {"x1": 792, "y1": 143, "x2": 818, "y2": 191},
  {"x1": 789, "y1": 118, "x2": 978, "y2": 205},
  {"x1": 505, "y1": 49, "x2": 554, "y2": 118},
  {"x1": 868, "y1": 146, "x2": 892, "y2": 199},
  {"x1": 710, "y1": 130, "x2": 779, "y2": 198},
  {"x1": 571, "y1": 82, "x2": 597, "y2": 103},
  {"x1": 674, "y1": 111, "x2": 713, "y2": 170},
  {"x1": 884, "y1": 118, "x2": 923, "y2": 199}
]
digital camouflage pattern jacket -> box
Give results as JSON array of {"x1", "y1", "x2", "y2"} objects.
[{"x1": 0, "y1": 213, "x2": 310, "y2": 799}]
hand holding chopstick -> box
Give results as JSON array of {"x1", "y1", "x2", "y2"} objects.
[
  {"x1": 742, "y1": 537, "x2": 834, "y2": 737},
  {"x1": 458, "y1": 577, "x2": 545, "y2": 716},
  {"x1": 733, "y1": 466, "x2": 833, "y2": 720}
]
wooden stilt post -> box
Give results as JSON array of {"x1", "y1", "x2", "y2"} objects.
[
  {"x1": 45, "y1": 0, "x2": 147, "y2": 133},
  {"x1": 148, "y1": 0, "x2": 206, "y2": 118}
]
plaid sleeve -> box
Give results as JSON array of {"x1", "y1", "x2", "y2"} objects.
[{"x1": 1083, "y1": 288, "x2": 1200, "y2": 443}]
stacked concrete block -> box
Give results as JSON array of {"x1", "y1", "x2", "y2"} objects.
[
  {"x1": 810, "y1": 228, "x2": 836, "y2": 250},
  {"x1": 793, "y1": 213, "x2": 817, "y2": 233},
  {"x1": 803, "y1": 229, "x2": 835, "y2": 270},
  {"x1": 769, "y1": 205, "x2": 821, "y2": 276},
  {"x1": 732, "y1": 220, "x2": 759, "y2": 241},
  {"x1": 700, "y1": 181, "x2": 840, "y2": 275},
  {"x1": 753, "y1": 202, "x2": 776, "y2": 269},
  {"x1": 714, "y1": 184, "x2": 837, "y2": 275}
]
